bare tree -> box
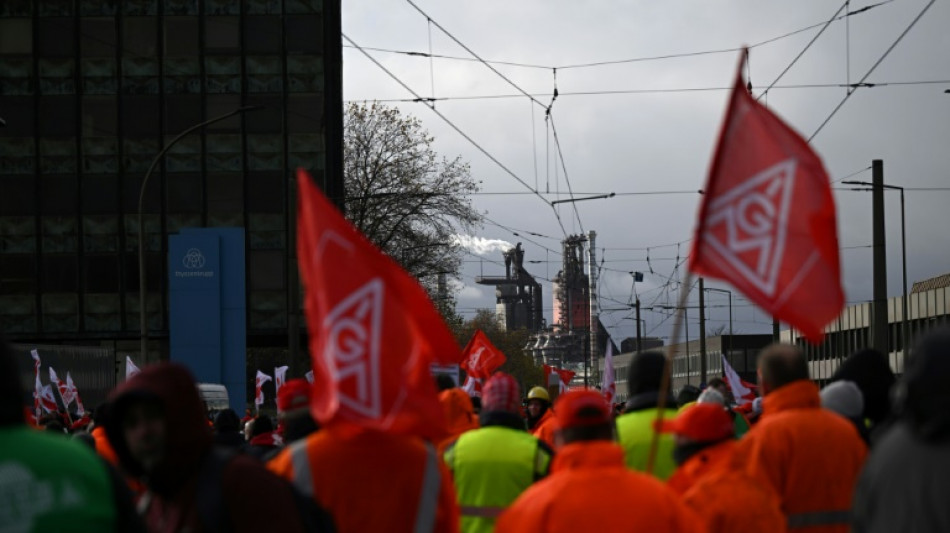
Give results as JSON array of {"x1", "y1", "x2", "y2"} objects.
[{"x1": 344, "y1": 102, "x2": 481, "y2": 299}]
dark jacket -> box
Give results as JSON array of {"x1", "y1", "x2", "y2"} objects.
[
  {"x1": 105, "y1": 363, "x2": 309, "y2": 533},
  {"x1": 852, "y1": 329, "x2": 950, "y2": 533}
]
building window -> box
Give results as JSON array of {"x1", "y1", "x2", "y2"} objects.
[
  {"x1": 0, "y1": 20, "x2": 32, "y2": 55},
  {"x1": 247, "y1": 172, "x2": 284, "y2": 213},
  {"x1": 124, "y1": 0, "x2": 159, "y2": 16},
  {"x1": 82, "y1": 215, "x2": 119, "y2": 252},
  {"x1": 81, "y1": 58, "x2": 118, "y2": 94},
  {"x1": 243, "y1": 0, "x2": 281, "y2": 15},
  {"x1": 164, "y1": 95, "x2": 202, "y2": 134},
  {"x1": 164, "y1": 0, "x2": 198, "y2": 15},
  {"x1": 205, "y1": 56, "x2": 241, "y2": 93},
  {"x1": 285, "y1": 0, "x2": 321, "y2": 15},
  {"x1": 250, "y1": 250, "x2": 286, "y2": 290},
  {"x1": 121, "y1": 96, "x2": 161, "y2": 137},
  {"x1": 0, "y1": 178, "x2": 35, "y2": 217},
  {"x1": 245, "y1": 17, "x2": 282, "y2": 54},
  {"x1": 80, "y1": 19, "x2": 116, "y2": 57},
  {"x1": 166, "y1": 173, "x2": 203, "y2": 213},
  {"x1": 287, "y1": 94, "x2": 322, "y2": 133},
  {"x1": 287, "y1": 56, "x2": 322, "y2": 93},
  {"x1": 164, "y1": 57, "x2": 201, "y2": 94},
  {"x1": 164, "y1": 17, "x2": 199, "y2": 56},
  {"x1": 82, "y1": 96, "x2": 118, "y2": 136},
  {"x1": 123, "y1": 17, "x2": 157, "y2": 57},
  {"x1": 285, "y1": 15, "x2": 321, "y2": 53},
  {"x1": 207, "y1": 173, "x2": 244, "y2": 214},
  {"x1": 205, "y1": 94, "x2": 243, "y2": 130},
  {"x1": 38, "y1": 18, "x2": 76, "y2": 57},
  {"x1": 80, "y1": 0, "x2": 117, "y2": 16},
  {"x1": 43, "y1": 256, "x2": 79, "y2": 292},
  {"x1": 1, "y1": 0, "x2": 32, "y2": 17},
  {"x1": 0, "y1": 58, "x2": 33, "y2": 95},
  {"x1": 0, "y1": 255, "x2": 36, "y2": 294},
  {"x1": 206, "y1": 134, "x2": 242, "y2": 172},
  {"x1": 205, "y1": 17, "x2": 239, "y2": 54},
  {"x1": 84, "y1": 255, "x2": 119, "y2": 292},
  {"x1": 206, "y1": 0, "x2": 240, "y2": 15},
  {"x1": 82, "y1": 175, "x2": 119, "y2": 215}
]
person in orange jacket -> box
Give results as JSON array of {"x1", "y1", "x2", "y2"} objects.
[
  {"x1": 436, "y1": 375, "x2": 479, "y2": 445},
  {"x1": 495, "y1": 390, "x2": 706, "y2": 533},
  {"x1": 736, "y1": 344, "x2": 867, "y2": 533},
  {"x1": 658, "y1": 403, "x2": 786, "y2": 533},
  {"x1": 268, "y1": 425, "x2": 460, "y2": 533},
  {"x1": 526, "y1": 386, "x2": 557, "y2": 447}
]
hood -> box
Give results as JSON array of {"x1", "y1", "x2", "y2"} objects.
[
  {"x1": 439, "y1": 388, "x2": 477, "y2": 435},
  {"x1": 105, "y1": 363, "x2": 212, "y2": 495},
  {"x1": 762, "y1": 380, "x2": 820, "y2": 416},
  {"x1": 895, "y1": 328, "x2": 950, "y2": 441},
  {"x1": 626, "y1": 351, "x2": 669, "y2": 397},
  {"x1": 831, "y1": 348, "x2": 895, "y2": 424}
]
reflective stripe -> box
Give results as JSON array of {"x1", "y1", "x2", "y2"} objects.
[
  {"x1": 787, "y1": 510, "x2": 851, "y2": 529},
  {"x1": 460, "y1": 505, "x2": 505, "y2": 518},
  {"x1": 414, "y1": 442, "x2": 441, "y2": 533},
  {"x1": 288, "y1": 439, "x2": 314, "y2": 498}
]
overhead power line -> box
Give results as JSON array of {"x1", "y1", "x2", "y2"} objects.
[{"x1": 342, "y1": 33, "x2": 568, "y2": 236}]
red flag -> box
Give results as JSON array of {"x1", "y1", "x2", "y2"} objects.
[
  {"x1": 689, "y1": 49, "x2": 843, "y2": 343},
  {"x1": 543, "y1": 365, "x2": 577, "y2": 392},
  {"x1": 460, "y1": 330, "x2": 507, "y2": 379},
  {"x1": 296, "y1": 168, "x2": 459, "y2": 441}
]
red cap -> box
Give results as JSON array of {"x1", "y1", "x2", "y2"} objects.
[
  {"x1": 656, "y1": 403, "x2": 733, "y2": 442},
  {"x1": 554, "y1": 389, "x2": 612, "y2": 429},
  {"x1": 277, "y1": 379, "x2": 311, "y2": 413}
]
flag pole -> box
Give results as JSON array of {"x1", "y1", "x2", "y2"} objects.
[{"x1": 646, "y1": 271, "x2": 694, "y2": 474}]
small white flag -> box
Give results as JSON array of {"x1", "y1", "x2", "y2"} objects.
[
  {"x1": 66, "y1": 372, "x2": 85, "y2": 417},
  {"x1": 31, "y1": 349, "x2": 42, "y2": 418},
  {"x1": 305, "y1": 370, "x2": 314, "y2": 384},
  {"x1": 602, "y1": 340, "x2": 616, "y2": 405},
  {"x1": 49, "y1": 367, "x2": 73, "y2": 407},
  {"x1": 126, "y1": 356, "x2": 142, "y2": 379},
  {"x1": 255, "y1": 370, "x2": 273, "y2": 412},
  {"x1": 722, "y1": 354, "x2": 753, "y2": 405},
  {"x1": 461, "y1": 376, "x2": 482, "y2": 397},
  {"x1": 274, "y1": 366, "x2": 289, "y2": 398}
]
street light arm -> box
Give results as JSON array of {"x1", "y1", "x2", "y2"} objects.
[{"x1": 138, "y1": 105, "x2": 263, "y2": 363}]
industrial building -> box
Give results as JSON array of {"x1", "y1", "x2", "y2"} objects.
[{"x1": 0, "y1": 1, "x2": 343, "y2": 374}]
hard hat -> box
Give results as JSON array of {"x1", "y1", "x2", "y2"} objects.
[{"x1": 527, "y1": 386, "x2": 551, "y2": 402}]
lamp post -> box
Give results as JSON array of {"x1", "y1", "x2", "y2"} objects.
[
  {"x1": 138, "y1": 106, "x2": 263, "y2": 363},
  {"x1": 842, "y1": 180, "x2": 908, "y2": 352},
  {"x1": 704, "y1": 287, "x2": 733, "y2": 357}
]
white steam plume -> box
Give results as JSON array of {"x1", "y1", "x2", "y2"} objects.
[{"x1": 452, "y1": 234, "x2": 514, "y2": 256}]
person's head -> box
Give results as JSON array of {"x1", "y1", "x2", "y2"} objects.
[
  {"x1": 435, "y1": 374, "x2": 456, "y2": 392},
  {"x1": 697, "y1": 388, "x2": 726, "y2": 406},
  {"x1": 481, "y1": 372, "x2": 521, "y2": 415},
  {"x1": 657, "y1": 403, "x2": 734, "y2": 464},
  {"x1": 470, "y1": 396, "x2": 482, "y2": 415},
  {"x1": 553, "y1": 390, "x2": 615, "y2": 447},
  {"x1": 757, "y1": 343, "x2": 810, "y2": 396},
  {"x1": 525, "y1": 386, "x2": 551, "y2": 419},
  {"x1": 677, "y1": 385, "x2": 701, "y2": 406},
  {"x1": 277, "y1": 379, "x2": 312, "y2": 419},
  {"x1": 707, "y1": 377, "x2": 728, "y2": 396},
  {"x1": 831, "y1": 348, "x2": 896, "y2": 425},
  {"x1": 893, "y1": 328, "x2": 950, "y2": 440},
  {"x1": 121, "y1": 395, "x2": 166, "y2": 472},
  {"x1": 626, "y1": 351, "x2": 668, "y2": 396},
  {"x1": 820, "y1": 380, "x2": 864, "y2": 421},
  {"x1": 105, "y1": 362, "x2": 213, "y2": 493},
  {"x1": 213, "y1": 408, "x2": 241, "y2": 433},
  {"x1": 0, "y1": 335, "x2": 25, "y2": 427},
  {"x1": 249, "y1": 415, "x2": 273, "y2": 438}
]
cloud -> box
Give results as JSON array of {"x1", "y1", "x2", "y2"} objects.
[
  {"x1": 456, "y1": 283, "x2": 484, "y2": 301},
  {"x1": 453, "y1": 234, "x2": 514, "y2": 256}
]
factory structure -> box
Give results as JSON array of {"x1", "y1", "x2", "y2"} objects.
[{"x1": 476, "y1": 234, "x2": 618, "y2": 386}]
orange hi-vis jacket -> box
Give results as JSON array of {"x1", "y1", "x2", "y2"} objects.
[
  {"x1": 530, "y1": 409, "x2": 557, "y2": 448},
  {"x1": 736, "y1": 380, "x2": 867, "y2": 533},
  {"x1": 667, "y1": 439, "x2": 736, "y2": 495},
  {"x1": 439, "y1": 388, "x2": 479, "y2": 440},
  {"x1": 268, "y1": 426, "x2": 460, "y2": 533},
  {"x1": 668, "y1": 440, "x2": 786, "y2": 533},
  {"x1": 495, "y1": 441, "x2": 707, "y2": 533}
]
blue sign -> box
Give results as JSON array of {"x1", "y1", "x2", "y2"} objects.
[{"x1": 169, "y1": 228, "x2": 246, "y2": 413}]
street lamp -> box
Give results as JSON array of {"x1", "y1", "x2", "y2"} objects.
[
  {"x1": 842, "y1": 180, "x2": 908, "y2": 352},
  {"x1": 138, "y1": 105, "x2": 263, "y2": 363},
  {"x1": 704, "y1": 287, "x2": 733, "y2": 357}
]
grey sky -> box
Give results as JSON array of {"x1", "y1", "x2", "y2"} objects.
[{"x1": 341, "y1": 0, "x2": 950, "y2": 344}]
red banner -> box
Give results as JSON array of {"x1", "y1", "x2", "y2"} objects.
[
  {"x1": 296, "y1": 169, "x2": 459, "y2": 441},
  {"x1": 689, "y1": 49, "x2": 843, "y2": 343},
  {"x1": 460, "y1": 330, "x2": 507, "y2": 379}
]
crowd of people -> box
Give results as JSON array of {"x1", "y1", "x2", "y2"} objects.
[{"x1": 2, "y1": 327, "x2": 949, "y2": 532}]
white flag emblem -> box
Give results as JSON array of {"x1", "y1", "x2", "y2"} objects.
[{"x1": 701, "y1": 159, "x2": 796, "y2": 298}]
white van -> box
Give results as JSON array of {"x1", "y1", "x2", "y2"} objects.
[{"x1": 197, "y1": 383, "x2": 230, "y2": 414}]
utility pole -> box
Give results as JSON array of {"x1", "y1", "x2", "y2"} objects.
[
  {"x1": 635, "y1": 299, "x2": 642, "y2": 353},
  {"x1": 588, "y1": 231, "x2": 600, "y2": 386},
  {"x1": 698, "y1": 277, "x2": 707, "y2": 386},
  {"x1": 871, "y1": 160, "x2": 889, "y2": 354}
]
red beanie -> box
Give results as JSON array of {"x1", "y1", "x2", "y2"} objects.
[{"x1": 277, "y1": 379, "x2": 311, "y2": 413}]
